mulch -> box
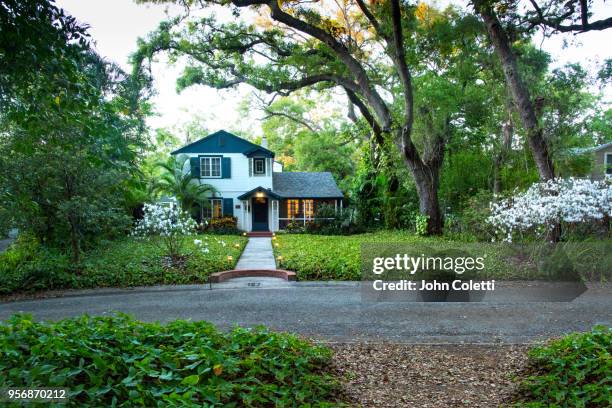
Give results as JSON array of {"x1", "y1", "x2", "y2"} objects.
[{"x1": 328, "y1": 343, "x2": 529, "y2": 408}]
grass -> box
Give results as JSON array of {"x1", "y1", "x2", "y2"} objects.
[
  {"x1": 0, "y1": 234, "x2": 247, "y2": 295},
  {"x1": 273, "y1": 231, "x2": 611, "y2": 281},
  {"x1": 0, "y1": 314, "x2": 341, "y2": 407},
  {"x1": 512, "y1": 325, "x2": 611, "y2": 407}
]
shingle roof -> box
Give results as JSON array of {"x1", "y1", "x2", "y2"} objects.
[
  {"x1": 171, "y1": 130, "x2": 274, "y2": 157},
  {"x1": 272, "y1": 172, "x2": 344, "y2": 198}
]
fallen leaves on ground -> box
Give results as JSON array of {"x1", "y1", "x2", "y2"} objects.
[{"x1": 329, "y1": 343, "x2": 529, "y2": 408}]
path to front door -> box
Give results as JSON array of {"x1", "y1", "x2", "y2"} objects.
[{"x1": 235, "y1": 237, "x2": 277, "y2": 270}]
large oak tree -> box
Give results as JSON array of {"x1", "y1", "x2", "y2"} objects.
[{"x1": 135, "y1": 0, "x2": 489, "y2": 235}]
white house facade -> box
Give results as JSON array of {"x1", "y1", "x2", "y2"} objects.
[{"x1": 171, "y1": 130, "x2": 344, "y2": 232}]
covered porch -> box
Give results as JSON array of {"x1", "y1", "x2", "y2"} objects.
[{"x1": 236, "y1": 187, "x2": 343, "y2": 232}]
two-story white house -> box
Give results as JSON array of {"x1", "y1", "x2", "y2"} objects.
[{"x1": 171, "y1": 130, "x2": 344, "y2": 232}]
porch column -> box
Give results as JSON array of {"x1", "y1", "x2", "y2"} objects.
[{"x1": 271, "y1": 199, "x2": 279, "y2": 232}]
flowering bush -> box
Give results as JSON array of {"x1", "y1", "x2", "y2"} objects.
[
  {"x1": 488, "y1": 178, "x2": 612, "y2": 242},
  {"x1": 132, "y1": 204, "x2": 197, "y2": 259}
]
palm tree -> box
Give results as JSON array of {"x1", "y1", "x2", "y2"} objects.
[{"x1": 154, "y1": 154, "x2": 216, "y2": 217}]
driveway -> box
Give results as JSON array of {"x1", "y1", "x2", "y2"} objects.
[
  {"x1": 1, "y1": 281, "x2": 609, "y2": 343},
  {"x1": 0, "y1": 237, "x2": 14, "y2": 253}
]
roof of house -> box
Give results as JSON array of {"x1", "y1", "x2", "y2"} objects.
[
  {"x1": 237, "y1": 187, "x2": 282, "y2": 200},
  {"x1": 171, "y1": 130, "x2": 274, "y2": 157},
  {"x1": 272, "y1": 172, "x2": 344, "y2": 198},
  {"x1": 569, "y1": 142, "x2": 612, "y2": 155}
]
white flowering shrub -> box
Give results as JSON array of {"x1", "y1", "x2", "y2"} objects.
[
  {"x1": 488, "y1": 178, "x2": 612, "y2": 242},
  {"x1": 132, "y1": 204, "x2": 197, "y2": 258}
]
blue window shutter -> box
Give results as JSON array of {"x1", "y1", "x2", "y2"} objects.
[
  {"x1": 222, "y1": 157, "x2": 231, "y2": 179},
  {"x1": 189, "y1": 157, "x2": 200, "y2": 178},
  {"x1": 223, "y1": 198, "x2": 233, "y2": 216}
]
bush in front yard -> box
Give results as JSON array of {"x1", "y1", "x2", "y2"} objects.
[
  {"x1": 512, "y1": 325, "x2": 611, "y2": 407},
  {"x1": 0, "y1": 234, "x2": 246, "y2": 295},
  {"x1": 0, "y1": 314, "x2": 341, "y2": 407},
  {"x1": 200, "y1": 216, "x2": 241, "y2": 235}
]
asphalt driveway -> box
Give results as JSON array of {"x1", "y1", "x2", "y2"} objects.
[{"x1": 1, "y1": 281, "x2": 609, "y2": 343}]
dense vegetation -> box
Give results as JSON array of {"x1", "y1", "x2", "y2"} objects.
[
  {"x1": 274, "y1": 232, "x2": 611, "y2": 281},
  {"x1": 0, "y1": 234, "x2": 246, "y2": 295},
  {"x1": 0, "y1": 314, "x2": 341, "y2": 407},
  {"x1": 512, "y1": 325, "x2": 611, "y2": 407}
]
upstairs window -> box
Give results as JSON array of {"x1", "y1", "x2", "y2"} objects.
[
  {"x1": 201, "y1": 156, "x2": 221, "y2": 178},
  {"x1": 254, "y1": 158, "x2": 265, "y2": 175}
]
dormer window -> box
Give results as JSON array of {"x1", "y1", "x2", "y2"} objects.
[
  {"x1": 200, "y1": 156, "x2": 221, "y2": 178},
  {"x1": 254, "y1": 158, "x2": 265, "y2": 175}
]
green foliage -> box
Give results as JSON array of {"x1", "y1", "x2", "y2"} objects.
[
  {"x1": 202, "y1": 217, "x2": 241, "y2": 235},
  {"x1": 0, "y1": 314, "x2": 341, "y2": 407},
  {"x1": 0, "y1": 0, "x2": 149, "y2": 264},
  {"x1": 154, "y1": 155, "x2": 217, "y2": 215},
  {"x1": 512, "y1": 326, "x2": 612, "y2": 407},
  {"x1": 274, "y1": 232, "x2": 446, "y2": 280},
  {"x1": 0, "y1": 235, "x2": 246, "y2": 295},
  {"x1": 0, "y1": 205, "x2": 11, "y2": 238},
  {"x1": 415, "y1": 214, "x2": 429, "y2": 236}
]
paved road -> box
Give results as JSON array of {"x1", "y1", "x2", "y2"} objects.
[{"x1": 1, "y1": 281, "x2": 609, "y2": 343}]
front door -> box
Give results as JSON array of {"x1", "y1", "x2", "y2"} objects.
[{"x1": 252, "y1": 197, "x2": 269, "y2": 231}]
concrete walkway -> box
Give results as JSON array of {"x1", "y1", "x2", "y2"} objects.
[{"x1": 235, "y1": 237, "x2": 277, "y2": 270}]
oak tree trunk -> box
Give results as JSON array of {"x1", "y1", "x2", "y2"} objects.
[{"x1": 477, "y1": 3, "x2": 555, "y2": 181}]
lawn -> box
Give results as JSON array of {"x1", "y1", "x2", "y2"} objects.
[
  {"x1": 0, "y1": 314, "x2": 341, "y2": 407},
  {"x1": 0, "y1": 234, "x2": 247, "y2": 295},
  {"x1": 273, "y1": 231, "x2": 611, "y2": 281}
]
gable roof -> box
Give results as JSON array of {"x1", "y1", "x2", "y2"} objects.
[
  {"x1": 272, "y1": 172, "x2": 344, "y2": 198},
  {"x1": 237, "y1": 186, "x2": 282, "y2": 200},
  {"x1": 171, "y1": 130, "x2": 275, "y2": 157}
]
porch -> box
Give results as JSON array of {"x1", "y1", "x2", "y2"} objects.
[{"x1": 236, "y1": 187, "x2": 343, "y2": 232}]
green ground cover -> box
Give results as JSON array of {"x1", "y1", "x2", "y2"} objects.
[
  {"x1": 0, "y1": 314, "x2": 340, "y2": 407},
  {"x1": 0, "y1": 235, "x2": 246, "y2": 295},
  {"x1": 273, "y1": 231, "x2": 611, "y2": 281},
  {"x1": 512, "y1": 325, "x2": 611, "y2": 407}
]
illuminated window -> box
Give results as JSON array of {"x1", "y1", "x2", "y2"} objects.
[
  {"x1": 303, "y1": 200, "x2": 314, "y2": 219},
  {"x1": 203, "y1": 199, "x2": 222, "y2": 219},
  {"x1": 287, "y1": 199, "x2": 299, "y2": 219}
]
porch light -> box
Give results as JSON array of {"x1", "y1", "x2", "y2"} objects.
[{"x1": 255, "y1": 191, "x2": 265, "y2": 198}]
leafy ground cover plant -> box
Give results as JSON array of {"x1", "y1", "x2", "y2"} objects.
[
  {"x1": 273, "y1": 231, "x2": 610, "y2": 281},
  {"x1": 0, "y1": 314, "x2": 341, "y2": 407},
  {"x1": 0, "y1": 235, "x2": 246, "y2": 295},
  {"x1": 511, "y1": 325, "x2": 611, "y2": 407}
]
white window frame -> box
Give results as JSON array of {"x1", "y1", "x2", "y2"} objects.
[
  {"x1": 253, "y1": 158, "x2": 265, "y2": 175},
  {"x1": 200, "y1": 156, "x2": 222, "y2": 178},
  {"x1": 605, "y1": 153, "x2": 612, "y2": 176},
  {"x1": 202, "y1": 198, "x2": 223, "y2": 219},
  {"x1": 303, "y1": 199, "x2": 314, "y2": 220}
]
